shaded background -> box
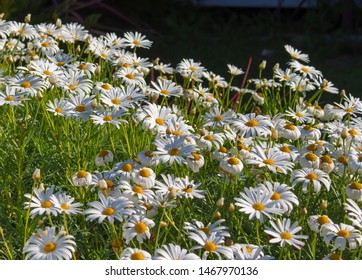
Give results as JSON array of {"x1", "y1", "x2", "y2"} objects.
[{"x1": 3, "y1": 0, "x2": 362, "y2": 99}]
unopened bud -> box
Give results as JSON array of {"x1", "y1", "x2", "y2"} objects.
[
  {"x1": 24, "y1": 14, "x2": 31, "y2": 23},
  {"x1": 48, "y1": 73, "x2": 59, "y2": 85},
  {"x1": 56, "y1": 18, "x2": 62, "y2": 28},
  {"x1": 228, "y1": 203, "x2": 235, "y2": 213},
  {"x1": 216, "y1": 197, "x2": 224, "y2": 208},
  {"x1": 190, "y1": 108, "x2": 197, "y2": 116},
  {"x1": 273, "y1": 63, "x2": 279, "y2": 71},
  {"x1": 271, "y1": 129, "x2": 279, "y2": 141},
  {"x1": 153, "y1": 57, "x2": 159, "y2": 66},
  {"x1": 168, "y1": 188, "x2": 177, "y2": 199},
  {"x1": 75, "y1": 45, "x2": 81, "y2": 55},
  {"x1": 98, "y1": 179, "x2": 108, "y2": 190},
  {"x1": 32, "y1": 168, "x2": 41, "y2": 181},
  {"x1": 0, "y1": 13, "x2": 4, "y2": 20},
  {"x1": 38, "y1": 183, "x2": 45, "y2": 191},
  {"x1": 341, "y1": 127, "x2": 348, "y2": 139},
  {"x1": 91, "y1": 99, "x2": 98, "y2": 109},
  {"x1": 320, "y1": 200, "x2": 328, "y2": 210},
  {"x1": 7, "y1": 55, "x2": 13, "y2": 64},
  {"x1": 160, "y1": 221, "x2": 168, "y2": 228},
  {"x1": 259, "y1": 60, "x2": 266, "y2": 70},
  {"x1": 95, "y1": 64, "x2": 101, "y2": 76},
  {"x1": 214, "y1": 211, "x2": 221, "y2": 220},
  {"x1": 300, "y1": 207, "x2": 308, "y2": 216},
  {"x1": 340, "y1": 89, "x2": 346, "y2": 99},
  {"x1": 37, "y1": 92, "x2": 43, "y2": 101}
]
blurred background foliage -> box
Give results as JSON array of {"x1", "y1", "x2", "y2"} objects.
[{"x1": 2, "y1": 0, "x2": 362, "y2": 98}]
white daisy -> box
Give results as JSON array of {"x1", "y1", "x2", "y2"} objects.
[
  {"x1": 153, "y1": 244, "x2": 200, "y2": 260},
  {"x1": 122, "y1": 215, "x2": 155, "y2": 244}
]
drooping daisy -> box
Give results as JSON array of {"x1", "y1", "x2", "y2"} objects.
[
  {"x1": 72, "y1": 170, "x2": 92, "y2": 187},
  {"x1": 234, "y1": 187, "x2": 283, "y2": 223},
  {"x1": 122, "y1": 214, "x2": 155, "y2": 244},
  {"x1": 298, "y1": 151, "x2": 321, "y2": 169},
  {"x1": 131, "y1": 167, "x2": 156, "y2": 189},
  {"x1": 120, "y1": 247, "x2": 152, "y2": 260},
  {"x1": 95, "y1": 149, "x2": 114, "y2": 166},
  {"x1": 344, "y1": 198, "x2": 362, "y2": 229},
  {"x1": 277, "y1": 121, "x2": 301, "y2": 140},
  {"x1": 264, "y1": 218, "x2": 308, "y2": 250},
  {"x1": 189, "y1": 231, "x2": 233, "y2": 260},
  {"x1": 291, "y1": 167, "x2": 331, "y2": 193},
  {"x1": 24, "y1": 185, "x2": 60, "y2": 218},
  {"x1": 83, "y1": 193, "x2": 134, "y2": 224},
  {"x1": 246, "y1": 146, "x2": 294, "y2": 174},
  {"x1": 23, "y1": 226, "x2": 76, "y2": 260},
  {"x1": 219, "y1": 156, "x2": 244, "y2": 175},
  {"x1": 185, "y1": 152, "x2": 205, "y2": 172},
  {"x1": 307, "y1": 215, "x2": 334, "y2": 233},
  {"x1": 346, "y1": 181, "x2": 362, "y2": 201},
  {"x1": 321, "y1": 223, "x2": 362, "y2": 250}
]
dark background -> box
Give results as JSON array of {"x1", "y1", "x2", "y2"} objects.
[{"x1": 3, "y1": 0, "x2": 362, "y2": 99}]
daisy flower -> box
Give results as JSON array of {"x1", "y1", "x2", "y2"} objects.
[
  {"x1": 198, "y1": 131, "x2": 225, "y2": 151},
  {"x1": 122, "y1": 214, "x2": 155, "y2": 244},
  {"x1": 90, "y1": 107, "x2": 128, "y2": 129},
  {"x1": 227, "y1": 64, "x2": 244, "y2": 76},
  {"x1": 234, "y1": 187, "x2": 283, "y2": 223},
  {"x1": 307, "y1": 215, "x2": 334, "y2": 233},
  {"x1": 137, "y1": 149, "x2": 160, "y2": 167},
  {"x1": 58, "y1": 69, "x2": 92, "y2": 95},
  {"x1": 132, "y1": 167, "x2": 156, "y2": 189},
  {"x1": 189, "y1": 231, "x2": 233, "y2": 260},
  {"x1": 34, "y1": 37, "x2": 60, "y2": 56},
  {"x1": 230, "y1": 244, "x2": 273, "y2": 260},
  {"x1": 51, "y1": 192, "x2": 83, "y2": 215},
  {"x1": 46, "y1": 98, "x2": 70, "y2": 116},
  {"x1": 284, "y1": 105, "x2": 313, "y2": 124},
  {"x1": 291, "y1": 167, "x2": 331, "y2": 193},
  {"x1": 61, "y1": 22, "x2": 88, "y2": 42},
  {"x1": 0, "y1": 86, "x2": 28, "y2": 106},
  {"x1": 258, "y1": 181, "x2": 299, "y2": 214},
  {"x1": 345, "y1": 181, "x2": 362, "y2": 201},
  {"x1": 289, "y1": 60, "x2": 321, "y2": 79},
  {"x1": 120, "y1": 247, "x2": 152, "y2": 260},
  {"x1": 72, "y1": 170, "x2": 92, "y2": 187},
  {"x1": 154, "y1": 174, "x2": 182, "y2": 197},
  {"x1": 153, "y1": 244, "x2": 200, "y2": 260},
  {"x1": 7, "y1": 73, "x2": 46, "y2": 97},
  {"x1": 71, "y1": 61, "x2": 97, "y2": 78},
  {"x1": 117, "y1": 180, "x2": 155, "y2": 202},
  {"x1": 203, "y1": 106, "x2": 235, "y2": 128},
  {"x1": 298, "y1": 151, "x2": 321, "y2": 169},
  {"x1": 344, "y1": 198, "x2": 362, "y2": 228},
  {"x1": 264, "y1": 218, "x2": 308, "y2": 250},
  {"x1": 277, "y1": 121, "x2": 301, "y2": 140},
  {"x1": 112, "y1": 159, "x2": 140, "y2": 182},
  {"x1": 114, "y1": 67, "x2": 145, "y2": 87},
  {"x1": 153, "y1": 135, "x2": 197, "y2": 165},
  {"x1": 246, "y1": 146, "x2": 294, "y2": 174},
  {"x1": 219, "y1": 156, "x2": 244, "y2": 175},
  {"x1": 23, "y1": 226, "x2": 76, "y2": 260},
  {"x1": 150, "y1": 77, "x2": 182, "y2": 98},
  {"x1": 321, "y1": 223, "x2": 362, "y2": 250},
  {"x1": 121, "y1": 31, "x2": 152, "y2": 49},
  {"x1": 24, "y1": 185, "x2": 59, "y2": 218},
  {"x1": 284, "y1": 44, "x2": 310, "y2": 63},
  {"x1": 95, "y1": 150, "x2": 114, "y2": 166},
  {"x1": 233, "y1": 113, "x2": 273, "y2": 138},
  {"x1": 66, "y1": 92, "x2": 94, "y2": 120},
  {"x1": 24, "y1": 58, "x2": 61, "y2": 80},
  {"x1": 83, "y1": 193, "x2": 134, "y2": 224},
  {"x1": 185, "y1": 152, "x2": 205, "y2": 172},
  {"x1": 184, "y1": 219, "x2": 230, "y2": 238},
  {"x1": 8, "y1": 21, "x2": 38, "y2": 40},
  {"x1": 176, "y1": 58, "x2": 206, "y2": 78},
  {"x1": 323, "y1": 253, "x2": 343, "y2": 260},
  {"x1": 177, "y1": 176, "x2": 205, "y2": 199}
]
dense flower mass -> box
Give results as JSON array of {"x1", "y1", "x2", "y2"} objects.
[{"x1": 1, "y1": 16, "x2": 362, "y2": 261}]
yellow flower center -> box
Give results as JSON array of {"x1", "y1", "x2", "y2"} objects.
[
  {"x1": 219, "y1": 147, "x2": 228, "y2": 153},
  {"x1": 183, "y1": 187, "x2": 193, "y2": 193},
  {"x1": 122, "y1": 163, "x2": 133, "y2": 172},
  {"x1": 320, "y1": 155, "x2": 332, "y2": 164},
  {"x1": 68, "y1": 85, "x2": 76, "y2": 91},
  {"x1": 43, "y1": 242, "x2": 57, "y2": 253},
  {"x1": 358, "y1": 156, "x2": 362, "y2": 162},
  {"x1": 204, "y1": 135, "x2": 214, "y2": 141},
  {"x1": 245, "y1": 119, "x2": 259, "y2": 127},
  {"x1": 21, "y1": 81, "x2": 31, "y2": 88},
  {"x1": 345, "y1": 108, "x2": 354, "y2": 113},
  {"x1": 155, "y1": 117, "x2": 164, "y2": 125},
  {"x1": 101, "y1": 84, "x2": 111, "y2": 90},
  {"x1": 350, "y1": 182, "x2": 362, "y2": 190},
  {"x1": 5, "y1": 96, "x2": 14, "y2": 101},
  {"x1": 139, "y1": 168, "x2": 151, "y2": 178},
  {"x1": 199, "y1": 227, "x2": 211, "y2": 235},
  {"x1": 61, "y1": 203, "x2": 70, "y2": 210},
  {"x1": 214, "y1": 115, "x2": 223, "y2": 122},
  {"x1": 131, "y1": 252, "x2": 145, "y2": 260},
  {"x1": 191, "y1": 152, "x2": 201, "y2": 161},
  {"x1": 305, "y1": 153, "x2": 317, "y2": 162},
  {"x1": 57, "y1": 62, "x2": 65, "y2": 66},
  {"x1": 270, "y1": 192, "x2": 281, "y2": 200},
  {"x1": 106, "y1": 180, "x2": 114, "y2": 189},
  {"x1": 41, "y1": 41, "x2": 50, "y2": 48},
  {"x1": 305, "y1": 173, "x2": 318, "y2": 181},
  {"x1": 280, "y1": 146, "x2": 292, "y2": 153},
  {"x1": 169, "y1": 148, "x2": 180, "y2": 156},
  {"x1": 18, "y1": 29, "x2": 25, "y2": 35},
  {"x1": 329, "y1": 253, "x2": 342, "y2": 260},
  {"x1": 75, "y1": 104, "x2": 86, "y2": 112},
  {"x1": 280, "y1": 232, "x2": 292, "y2": 240},
  {"x1": 41, "y1": 201, "x2": 52, "y2": 208},
  {"x1": 98, "y1": 150, "x2": 109, "y2": 157},
  {"x1": 132, "y1": 186, "x2": 144, "y2": 194},
  {"x1": 252, "y1": 202, "x2": 265, "y2": 211},
  {"x1": 160, "y1": 89, "x2": 170, "y2": 95},
  {"x1": 125, "y1": 73, "x2": 135, "y2": 80},
  {"x1": 295, "y1": 112, "x2": 304, "y2": 117},
  {"x1": 103, "y1": 115, "x2": 113, "y2": 122},
  {"x1": 284, "y1": 123, "x2": 296, "y2": 130},
  {"x1": 134, "y1": 222, "x2": 147, "y2": 234},
  {"x1": 78, "y1": 64, "x2": 87, "y2": 70},
  {"x1": 55, "y1": 108, "x2": 63, "y2": 113},
  {"x1": 263, "y1": 159, "x2": 275, "y2": 165},
  {"x1": 301, "y1": 67, "x2": 310, "y2": 73},
  {"x1": 227, "y1": 157, "x2": 239, "y2": 165},
  {"x1": 172, "y1": 130, "x2": 183, "y2": 136},
  {"x1": 337, "y1": 229, "x2": 350, "y2": 238},
  {"x1": 102, "y1": 207, "x2": 115, "y2": 216},
  {"x1": 111, "y1": 98, "x2": 121, "y2": 105},
  {"x1": 189, "y1": 66, "x2": 197, "y2": 71},
  {"x1": 303, "y1": 125, "x2": 313, "y2": 131},
  {"x1": 133, "y1": 40, "x2": 141, "y2": 46},
  {"x1": 43, "y1": 70, "x2": 52, "y2": 76},
  {"x1": 337, "y1": 155, "x2": 349, "y2": 165},
  {"x1": 77, "y1": 170, "x2": 88, "y2": 178},
  {"x1": 204, "y1": 241, "x2": 217, "y2": 251},
  {"x1": 317, "y1": 215, "x2": 330, "y2": 225},
  {"x1": 348, "y1": 129, "x2": 358, "y2": 136}
]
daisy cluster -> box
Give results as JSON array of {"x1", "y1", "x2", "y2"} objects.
[{"x1": 1, "y1": 15, "x2": 362, "y2": 260}]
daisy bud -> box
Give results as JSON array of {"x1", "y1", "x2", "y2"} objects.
[
  {"x1": 200, "y1": 128, "x2": 207, "y2": 136},
  {"x1": 216, "y1": 197, "x2": 224, "y2": 208},
  {"x1": 98, "y1": 179, "x2": 108, "y2": 191},
  {"x1": 75, "y1": 45, "x2": 81, "y2": 55},
  {"x1": 24, "y1": 14, "x2": 31, "y2": 23},
  {"x1": 91, "y1": 99, "x2": 98, "y2": 109},
  {"x1": 152, "y1": 57, "x2": 159, "y2": 65},
  {"x1": 259, "y1": 60, "x2": 266, "y2": 70},
  {"x1": 7, "y1": 55, "x2": 14, "y2": 64},
  {"x1": 160, "y1": 221, "x2": 168, "y2": 229},
  {"x1": 37, "y1": 92, "x2": 43, "y2": 101},
  {"x1": 214, "y1": 211, "x2": 222, "y2": 220},
  {"x1": 225, "y1": 239, "x2": 234, "y2": 246},
  {"x1": 228, "y1": 203, "x2": 235, "y2": 213},
  {"x1": 273, "y1": 63, "x2": 279, "y2": 71},
  {"x1": 32, "y1": 168, "x2": 41, "y2": 181},
  {"x1": 300, "y1": 207, "x2": 308, "y2": 216},
  {"x1": 341, "y1": 127, "x2": 348, "y2": 139},
  {"x1": 320, "y1": 200, "x2": 328, "y2": 210},
  {"x1": 340, "y1": 89, "x2": 346, "y2": 99},
  {"x1": 0, "y1": 226, "x2": 3, "y2": 235},
  {"x1": 37, "y1": 220, "x2": 44, "y2": 226},
  {"x1": 0, "y1": 13, "x2": 4, "y2": 20},
  {"x1": 271, "y1": 129, "x2": 279, "y2": 141},
  {"x1": 48, "y1": 73, "x2": 58, "y2": 85},
  {"x1": 95, "y1": 64, "x2": 101, "y2": 76},
  {"x1": 190, "y1": 108, "x2": 197, "y2": 115},
  {"x1": 56, "y1": 18, "x2": 62, "y2": 28},
  {"x1": 168, "y1": 188, "x2": 177, "y2": 199},
  {"x1": 86, "y1": 35, "x2": 93, "y2": 45}
]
